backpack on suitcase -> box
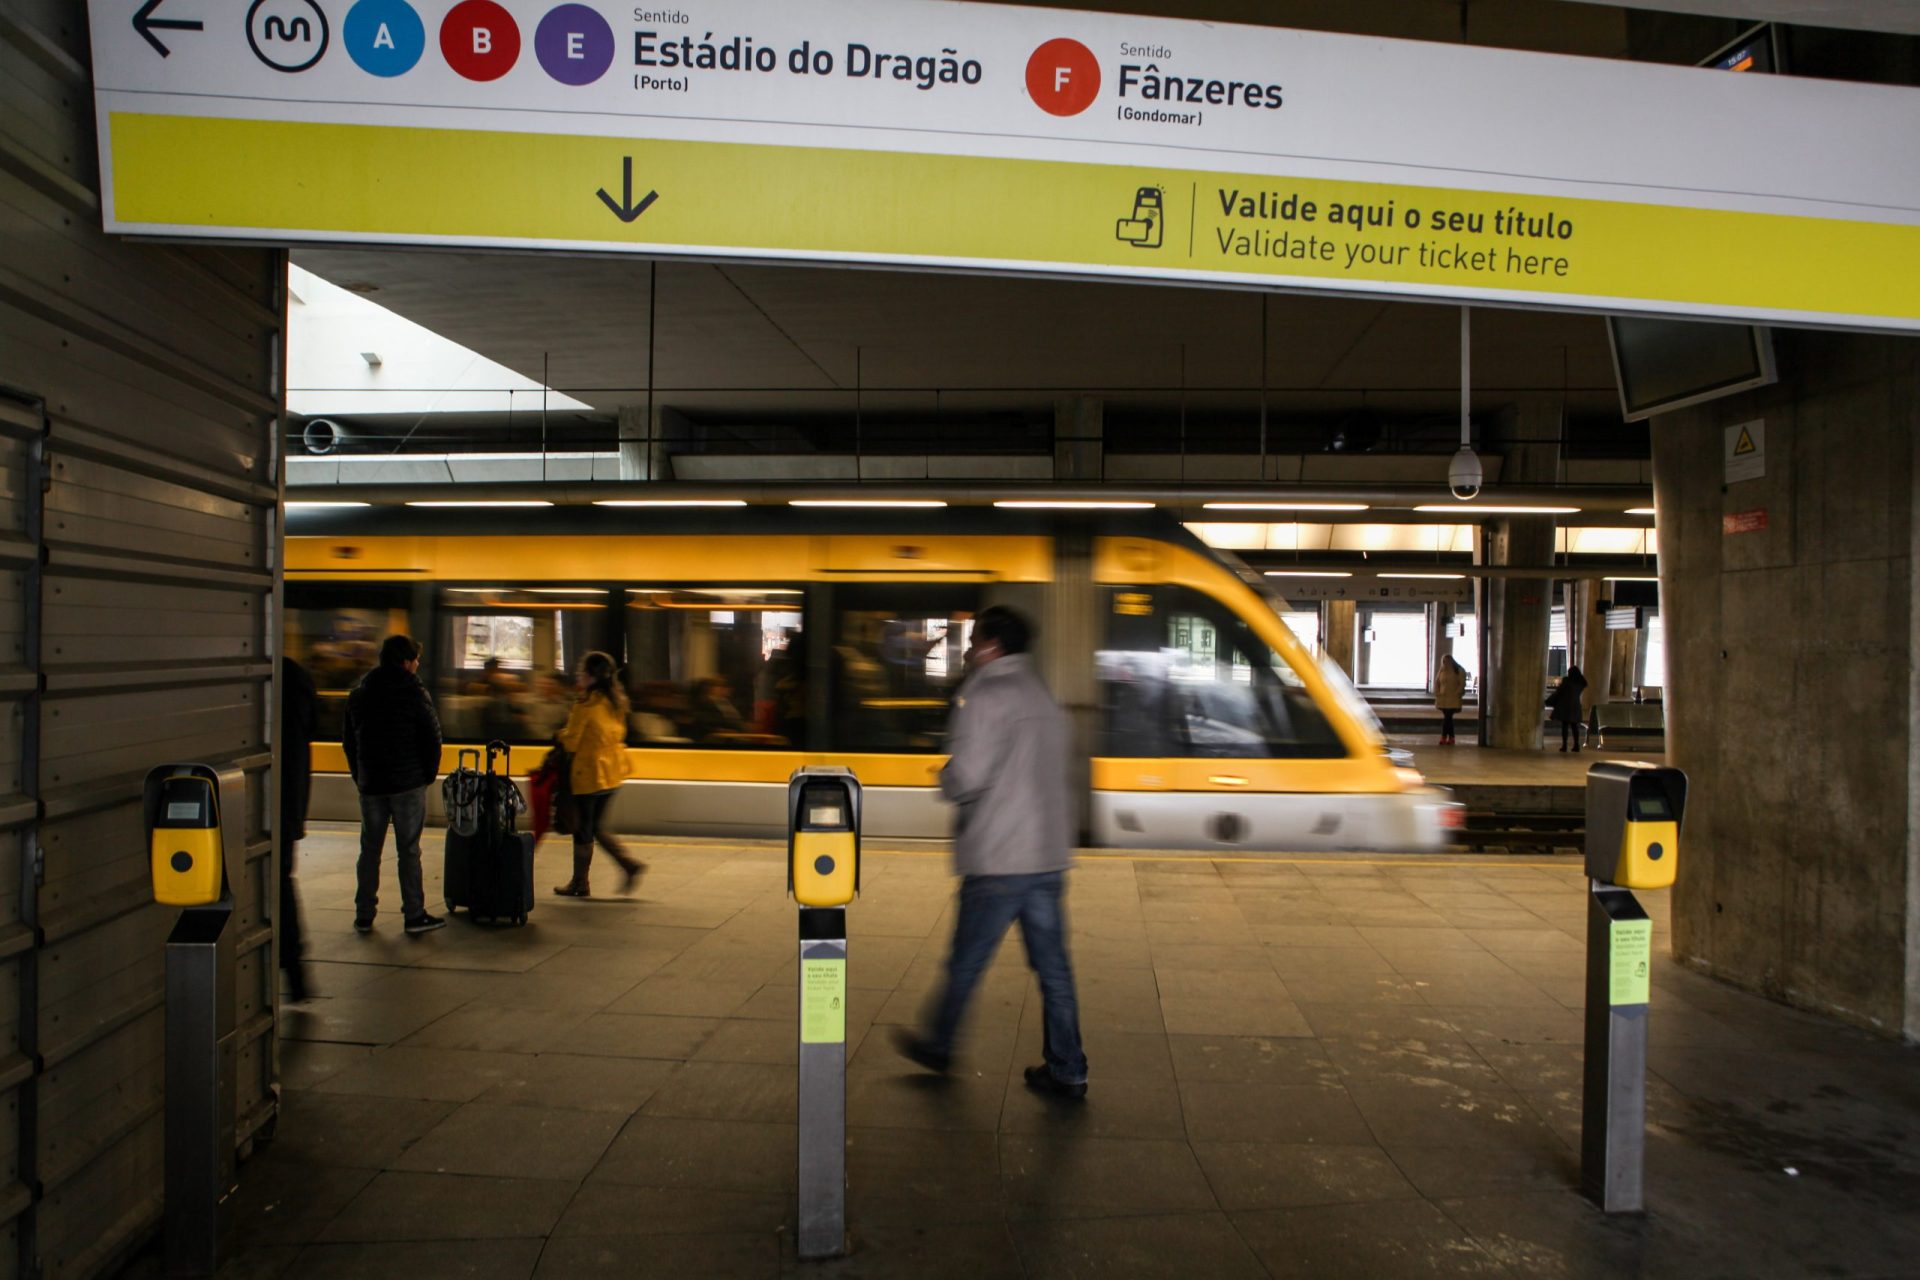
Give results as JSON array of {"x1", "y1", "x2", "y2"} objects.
[{"x1": 442, "y1": 740, "x2": 534, "y2": 925}]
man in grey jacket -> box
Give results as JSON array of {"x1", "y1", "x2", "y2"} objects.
[{"x1": 896, "y1": 605, "x2": 1088, "y2": 1098}]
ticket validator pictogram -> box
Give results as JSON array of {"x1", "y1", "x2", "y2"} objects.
[
  {"x1": 788, "y1": 766, "x2": 861, "y2": 1260},
  {"x1": 1581, "y1": 761, "x2": 1688, "y2": 1214},
  {"x1": 145, "y1": 763, "x2": 246, "y2": 1276}
]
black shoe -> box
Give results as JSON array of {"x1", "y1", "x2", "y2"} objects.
[
  {"x1": 404, "y1": 913, "x2": 447, "y2": 935},
  {"x1": 353, "y1": 916, "x2": 374, "y2": 933},
  {"x1": 285, "y1": 967, "x2": 313, "y2": 1003},
  {"x1": 1024, "y1": 1065, "x2": 1088, "y2": 1100},
  {"x1": 892, "y1": 1029, "x2": 951, "y2": 1075},
  {"x1": 620, "y1": 860, "x2": 645, "y2": 896}
]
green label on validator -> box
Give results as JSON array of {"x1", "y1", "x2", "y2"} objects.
[
  {"x1": 801, "y1": 958, "x2": 846, "y2": 1044},
  {"x1": 1610, "y1": 919, "x2": 1652, "y2": 1006}
]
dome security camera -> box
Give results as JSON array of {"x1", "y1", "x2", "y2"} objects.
[{"x1": 1448, "y1": 446, "x2": 1483, "y2": 501}]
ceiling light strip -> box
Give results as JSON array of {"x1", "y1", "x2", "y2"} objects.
[
  {"x1": 993, "y1": 500, "x2": 1155, "y2": 510},
  {"x1": 788, "y1": 499, "x2": 949, "y2": 508},
  {"x1": 1203, "y1": 502, "x2": 1369, "y2": 512},
  {"x1": 1412, "y1": 504, "x2": 1580, "y2": 515}
]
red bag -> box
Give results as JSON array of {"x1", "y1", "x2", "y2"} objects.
[{"x1": 528, "y1": 746, "x2": 574, "y2": 843}]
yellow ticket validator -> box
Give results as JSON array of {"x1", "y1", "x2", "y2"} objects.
[
  {"x1": 1585, "y1": 762, "x2": 1686, "y2": 891},
  {"x1": 151, "y1": 773, "x2": 223, "y2": 906},
  {"x1": 789, "y1": 767, "x2": 861, "y2": 908}
]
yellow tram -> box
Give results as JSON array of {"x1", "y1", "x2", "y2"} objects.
[{"x1": 287, "y1": 507, "x2": 1459, "y2": 850}]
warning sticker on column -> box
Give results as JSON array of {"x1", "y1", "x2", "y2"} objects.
[
  {"x1": 801, "y1": 958, "x2": 847, "y2": 1044},
  {"x1": 1610, "y1": 919, "x2": 1652, "y2": 1007}
]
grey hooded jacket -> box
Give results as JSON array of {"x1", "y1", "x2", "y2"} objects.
[{"x1": 939, "y1": 653, "x2": 1074, "y2": 877}]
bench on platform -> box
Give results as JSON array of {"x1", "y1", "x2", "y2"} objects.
[{"x1": 1593, "y1": 701, "x2": 1665, "y2": 745}]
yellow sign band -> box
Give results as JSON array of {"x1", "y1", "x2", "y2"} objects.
[{"x1": 110, "y1": 111, "x2": 1920, "y2": 325}]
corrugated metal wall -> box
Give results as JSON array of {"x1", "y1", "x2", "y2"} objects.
[{"x1": 0, "y1": 2, "x2": 283, "y2": 1275}]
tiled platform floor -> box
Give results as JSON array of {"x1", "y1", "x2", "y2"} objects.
[
  {"x1": 125, "y1": 824, "x2": 1919, "y2": 1279},
  {"x1": 1398, "y1": 744, "x2": 1667, "y2": 789}
]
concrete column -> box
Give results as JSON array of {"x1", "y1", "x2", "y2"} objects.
[
  {"x1": 1653, "y1": 330, "x2": 1918, "y2": 1041},
  {"x1": 1482, "y1": 401, "x2": 1561, "y2": 750},
  {"x1": 617, "y1": 404, "x2": 678, "y2": 481},
  {"x1": 1427, "y1": 604, "x2": 1448, "y2": 691},
  {"x1": 1323, "y1": 599, "x2": 1357, "y2": 678},
  {"x1": 1055, "y1": 397, "x2": 1103, "y2": 482},
  {"x1": 1486, "y1": 519, "x2": 1554, "y2": 748},
  {"x1": 1609, "y1": 630, "x2": 1640, "y2": 698},
  {"x1": 1577, "y1": 580, "x2": 1614, "y2": 716}
]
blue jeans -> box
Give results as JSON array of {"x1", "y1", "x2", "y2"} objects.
[
  {"x1": 356, "y1": 787, "x2": 427, "y2": 921},
  {"x1": 928, "y1": 871, "x2": 1087, "y2": 1085}
]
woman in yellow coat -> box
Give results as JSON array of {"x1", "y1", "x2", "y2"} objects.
[{"x1": 552, "y1": 651, "x2": 645, "y2": 897}]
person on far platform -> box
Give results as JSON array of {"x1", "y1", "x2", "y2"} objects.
[
  {"x1": 1548, "y1": 664, "x2": 1589, "y2": 753},
  {"x1": 1434, "y1": 653, "x2": 1467, "y2": 746}
]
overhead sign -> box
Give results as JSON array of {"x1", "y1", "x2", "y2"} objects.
[
  {"x1": 87, "y1": 0, "x2": 1920, "y2": 330},
  {"x1": 1724, "y1": 419, "x2": 1765, "y2": 484},
  {"x1": 1272, "y1": 578, "x2": 1470, "y2": 603}
]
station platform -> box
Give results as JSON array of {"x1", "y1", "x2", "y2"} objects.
[
  {"x1": 1400, "y1": 742, "x2": 1667, "y2": 790},
  {"x1": 1393, "y1": 744, "x2": 1669, "y2": 852},
  {"x1": 137, "y1": 825, "x2": 1920, "y2": 1279}
]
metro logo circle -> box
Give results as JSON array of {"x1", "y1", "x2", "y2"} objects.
[
  {"x1": 441, "y1": 0, "x2": 520, "y2": 81},
  {"x1": 1026, "y1": 39, "x2": 1100, "y2": 116}
]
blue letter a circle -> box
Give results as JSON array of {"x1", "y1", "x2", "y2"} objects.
[{"x1": 346, "y1": 0, "x2": 424, "y2": 76}]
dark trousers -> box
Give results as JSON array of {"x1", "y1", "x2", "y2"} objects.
[
  {"x1": 927, "y1": 871, "x2": 1088, "y2": 1085},
  {"x1": 278, "y1": 834, "x2": 307, "y2": 994},
  {"x1": 356, "y1": 786, "x2": 427, "y2": 920},
  {"x1": 1560, "y1": 720, "x2": 1581, "y2": 749},
  {"x1": 1440, "y1": 709, "x2": 1456, "y2": 738},
  {"x1": 569, "y1": 789, "x2": 637, "y2": 884}
]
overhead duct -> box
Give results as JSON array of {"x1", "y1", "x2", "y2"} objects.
[{"x1": 300, "y1": 418, "x2": 350, "y2": 455}]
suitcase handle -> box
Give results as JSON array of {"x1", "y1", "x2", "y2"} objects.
[
  {"x1": 457, "y1": 748, "x2": 480, "y2": 772},
  {"x1": 486, "y1": 739, "x2": 510, "y2": 775}
]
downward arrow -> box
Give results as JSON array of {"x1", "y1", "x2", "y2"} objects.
[
  {"x1": 596, "y1": 157, "x2": 659, "y2": 223},
  {"x1": 133, "y1": 0, "x2": 203, "y2": 57}
]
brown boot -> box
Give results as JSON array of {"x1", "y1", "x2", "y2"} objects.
[
  {"x1": 618, "y1": 857, "x2": 645, "y2": 896},
  {"x1": 554, "y1": 846, "x2": 592, "y2": 897}
]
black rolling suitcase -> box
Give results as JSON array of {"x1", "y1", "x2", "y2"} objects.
[{"x1": 442, "y1": 741, "x2": 534, "y2": 925}]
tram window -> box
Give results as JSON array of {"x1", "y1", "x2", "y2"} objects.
[
  {"x1": 436, "y1": 588, "x2": 619, "y2": 743},
  {"x1": 463, "y1": 616, "x2": 534, "y2": 670},
  {"x1": 623, "y1": 587, "x2": 806, "y2": 749},
  {"x1": 1097, "y1": 587, "x2": 1343, "y2": 759},
  {"x1": 831, "y1": 586, "x2": 979, "y2": 754},
  {"x1": 284, "y1": 582, "x2": 413, "y2": 741},
  {"x1": 1283, "y1": 611, "x2": 1321, "y2": 658}
]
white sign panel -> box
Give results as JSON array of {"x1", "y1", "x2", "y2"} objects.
[
  {"x1": 85, "y1": 0, "x2": 1920, "y2": 329},
  {"x1": 1725, "y1": 419, "x2": 1766, "y2": 483}
]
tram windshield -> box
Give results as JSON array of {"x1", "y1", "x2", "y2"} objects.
[{"x1": 1097, "y1": 586, "x2": 1344, "y2": 759}]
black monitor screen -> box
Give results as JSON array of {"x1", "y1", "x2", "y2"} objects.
[{"x1": 1609, "y1": 317, "x2": 1776, "y2": 422}]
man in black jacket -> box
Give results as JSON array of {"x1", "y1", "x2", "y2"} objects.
[{"x1": 344, "y1": 635, "x2": 445, "y2": 934}]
